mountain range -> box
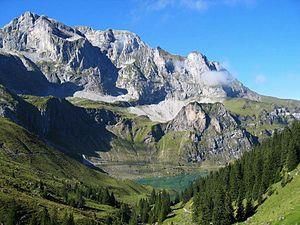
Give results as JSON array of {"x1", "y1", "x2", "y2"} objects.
[{"x1": 0, "y1": 12, "x2": 300, "y2": 171}]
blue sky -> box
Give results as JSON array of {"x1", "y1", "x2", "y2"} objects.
[{"x1": 0, "y1": 0, "x2": 300, "y2": 99}]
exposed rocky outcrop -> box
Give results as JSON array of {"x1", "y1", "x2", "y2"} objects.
[
  {"x1": 0, "y1": 12, "x2": 259, "y2": 105},
  {"x1": 1, "y1": 12, "x2": 125, "y2": 96},
  {"x1": 164, "y1": 102, "x2": 255, "y2": 163},
  {"x1": 78, "y1": 26, "x2": 259, "y2": 104},
  {"x1": 0, "y1": 86, "x2": 114, "y2": 158}
]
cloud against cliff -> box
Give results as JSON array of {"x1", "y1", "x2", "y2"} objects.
[{"x1": 202, "y1": 71, "x2": 234, "y2": 86}]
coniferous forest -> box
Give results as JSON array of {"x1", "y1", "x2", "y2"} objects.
[{"x1": 181, "y1": 121, "x2": 300, "y2": 225}]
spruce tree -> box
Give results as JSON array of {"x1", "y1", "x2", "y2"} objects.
[
  {"x1": 235, "y1": 198, "x2": 244, "y2": 222},
  {"x1": 244, "y1": 198, "x2": 254, "y2": 219},
  {"x1": 224, "y1": 193, "x2": 235, "y2": 224},
  {"x1": 29, "y1": 214, "x2": 38, "y2": 225},
  {"x1": 40, "y1": 208, "x2": 51, "y2": 225},
  {"x1": 149, "y1": 189, "x2": 156, "y2": 205},
  {"x1": 119, "y1": 203, "x2": 130, "y2": 223},
  {"x1": 63, "y1": 213, "x2": 75, "y2": 225},
  {"x1": 286, "y1": 140, "x2": 298, "y2": 171},
  {"x1": 6, "y1": 201, "x2": 17, "y2": 225}
]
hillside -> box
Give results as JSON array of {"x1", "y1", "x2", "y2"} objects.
[
  {"x1": 241, "y1": 165, "x2": 300, "y2": 225},
  {"x1": 224, "y1": 97, "x2": 300, "y2": 139},
  {"x1": 0, "y1": 117, "x2": 150, "y2": 224},
  {"x1": 183, "y1": 121, "x2": 300, "y2": 225},
  {"x1": 160, "y1": 165, "x2": 300, "y2": 225}
]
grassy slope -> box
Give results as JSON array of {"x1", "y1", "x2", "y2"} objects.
[
  {"x1": 240, "y1": 165, "x2": 300, "y2": 225},
  {"x1": 0, "y1": 117, "x2": 150, "y2": 223},
  {"x1": 223, "y1": 97, "x2": 300, "y2": 138},
  {"x1": 224, "y1": 96, "x2": 300, "y2": 117},
  {"x1": 67, "y1": 97, "x2": 129, "y2": 114},
  {"x1": 161, "y1": 165, "x2": 300, "y2": 225},
  {"x1": 21, "y1": 95, "x2": 54, "y2": 110},
  {"x1": 157, "y1": 131, "x2": 193, "y2": 162},
  {"x1": 163, "y1": 200, "x2": 195, "y2": 225}
]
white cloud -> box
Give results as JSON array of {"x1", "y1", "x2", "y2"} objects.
[
  {"x1": 255, "y1": 74, "x2": 267, "y2": 84},
  {"x1": 202, "y1": 71, "x2": 234, "y2": 86}
]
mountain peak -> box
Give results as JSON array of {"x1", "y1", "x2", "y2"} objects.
[
  {"x1": 21, "y1": 11, "x2": 40, "y2": 19},
  {"x1": 0, "y1": 12, "x2": 260, "y2": 105}
]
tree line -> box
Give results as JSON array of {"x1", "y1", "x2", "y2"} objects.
[
  {"x1": 129, "y1": 189, "x2": 173, "y2": 224},
  {"x1": 3, "y1": 182, "x2": 125, "y2": 225},
  {"x1": 185, "y1": 121, "x2": 300, "y2": 225}
]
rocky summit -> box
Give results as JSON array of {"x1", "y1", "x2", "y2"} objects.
[
  {"x1": 0, "y1": 11, "x2": 258, "y2": 104},
  {"x1": 0, "y1": 12, "x2": 299, "y2": 167}
]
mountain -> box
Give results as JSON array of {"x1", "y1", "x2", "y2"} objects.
[
  {"x1": 0, "y1": 11, "x2": 258, "y2": 104},
  {"x1": 0, "y1": 12, "x2": 300, "y2": 170}
]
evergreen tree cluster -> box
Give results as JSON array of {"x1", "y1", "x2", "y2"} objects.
[
  {"x1": 5, "y1": 201, "x2": 77, "y2": 225},
  {"x1": 61, "y1": 183, "x2": 118, "y2": 208},
  {"x1": 188, "y1": 121, "x2": 300, "y2": 225},
  {"x1": 129, "y1": 189, "x2": 172, "y2": 224},
  {"x1": 3, "y1": 183, "x2": 122, "y2": 225}
]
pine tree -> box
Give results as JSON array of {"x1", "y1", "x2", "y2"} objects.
[
  {"x1": 149, "y1": 189, "x2": 156, "y2": 205},
  {"x1": 119, "y1": 203, "x2": 130, "y2": 223},
  {"x1": 29, "y1": 214, "x2": 38, "y2": 225},
  {"x1": 212, "y1": 188, "x2": 234, "y2": 225},
  {"x1": 63, "y1": 213, "x2": 75, "y2": 225},
  {"x1": 40, "y1": 208, "x2": 51, "y2": 225},
  {"x1": 193, "y1": 192, "x2": 212, "y2": 225},
  {"x1": 6, "y1": 201, "x2": 17, "y2": 225},
  {"x1": 174, "y1": 193, "x2": 180, "y2": 205},
  {"x1": 286, "y1": 140, "x2": 298, "y2": 171},
  {"x1": 158, "y1": 190, "x2": 171, "y2": 222},
  {"x1": 102, "y1": 188, "x2": 111, "y2": 204},
  {"x1": 244, "y1": 198, "x2": 254, "y2": 219},
  {"x1": 109, "y1": 192, "x2": 116, "y2": 207},
  {"x1": 129, "y1": 211, "x2": 138, "y2": 225},
  {"x1": 235, "y1": 198, "x2": 244, "y2": 222},
  {"x1": 188, "y1": 121, "x2": 300, "y2": 225},
  {"x1": 140, "y1": 199, "x2": 150, "y2": 223},
  {"x1": 224, "y1": 193, "x2": 235, "y2": 224}
]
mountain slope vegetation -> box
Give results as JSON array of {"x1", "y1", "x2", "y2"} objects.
[
  {"x1": 0, "y1": 117, "x2": 150, "y2": 224},
  {"x1": 186, "y1": 121, "x2": 300, "y2": 225},
  {"x1": 240, "y1": 165, "x2": 300, "y2": 225}
]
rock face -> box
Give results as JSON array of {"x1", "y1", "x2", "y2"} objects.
[
  {"x1": 1, "y1": 12, "x2": 125, "y2": 96},
  {"x1": 0, "y1": 51, "x2": 50, "y2": 95},
  {"x1": 78, "y1": 27, "x2": 259, "y2": 103},
  {"x1": 0, "y1": 11, "x2": 259, "y2": 104},
  {"x1": 165, "y1": 102, "x2": 255, "y2": 163},
  {"x1": 0, "y1": 85, "x2": 114, "y2": 157}
]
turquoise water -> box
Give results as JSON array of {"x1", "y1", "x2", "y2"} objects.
[{"x1": 135, "y1": 171, "x2": 208, "y2": 192}]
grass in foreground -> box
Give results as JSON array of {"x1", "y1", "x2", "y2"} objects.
[{"x1": 240, "y1": 165, "x2": 300, "y2": 225}]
